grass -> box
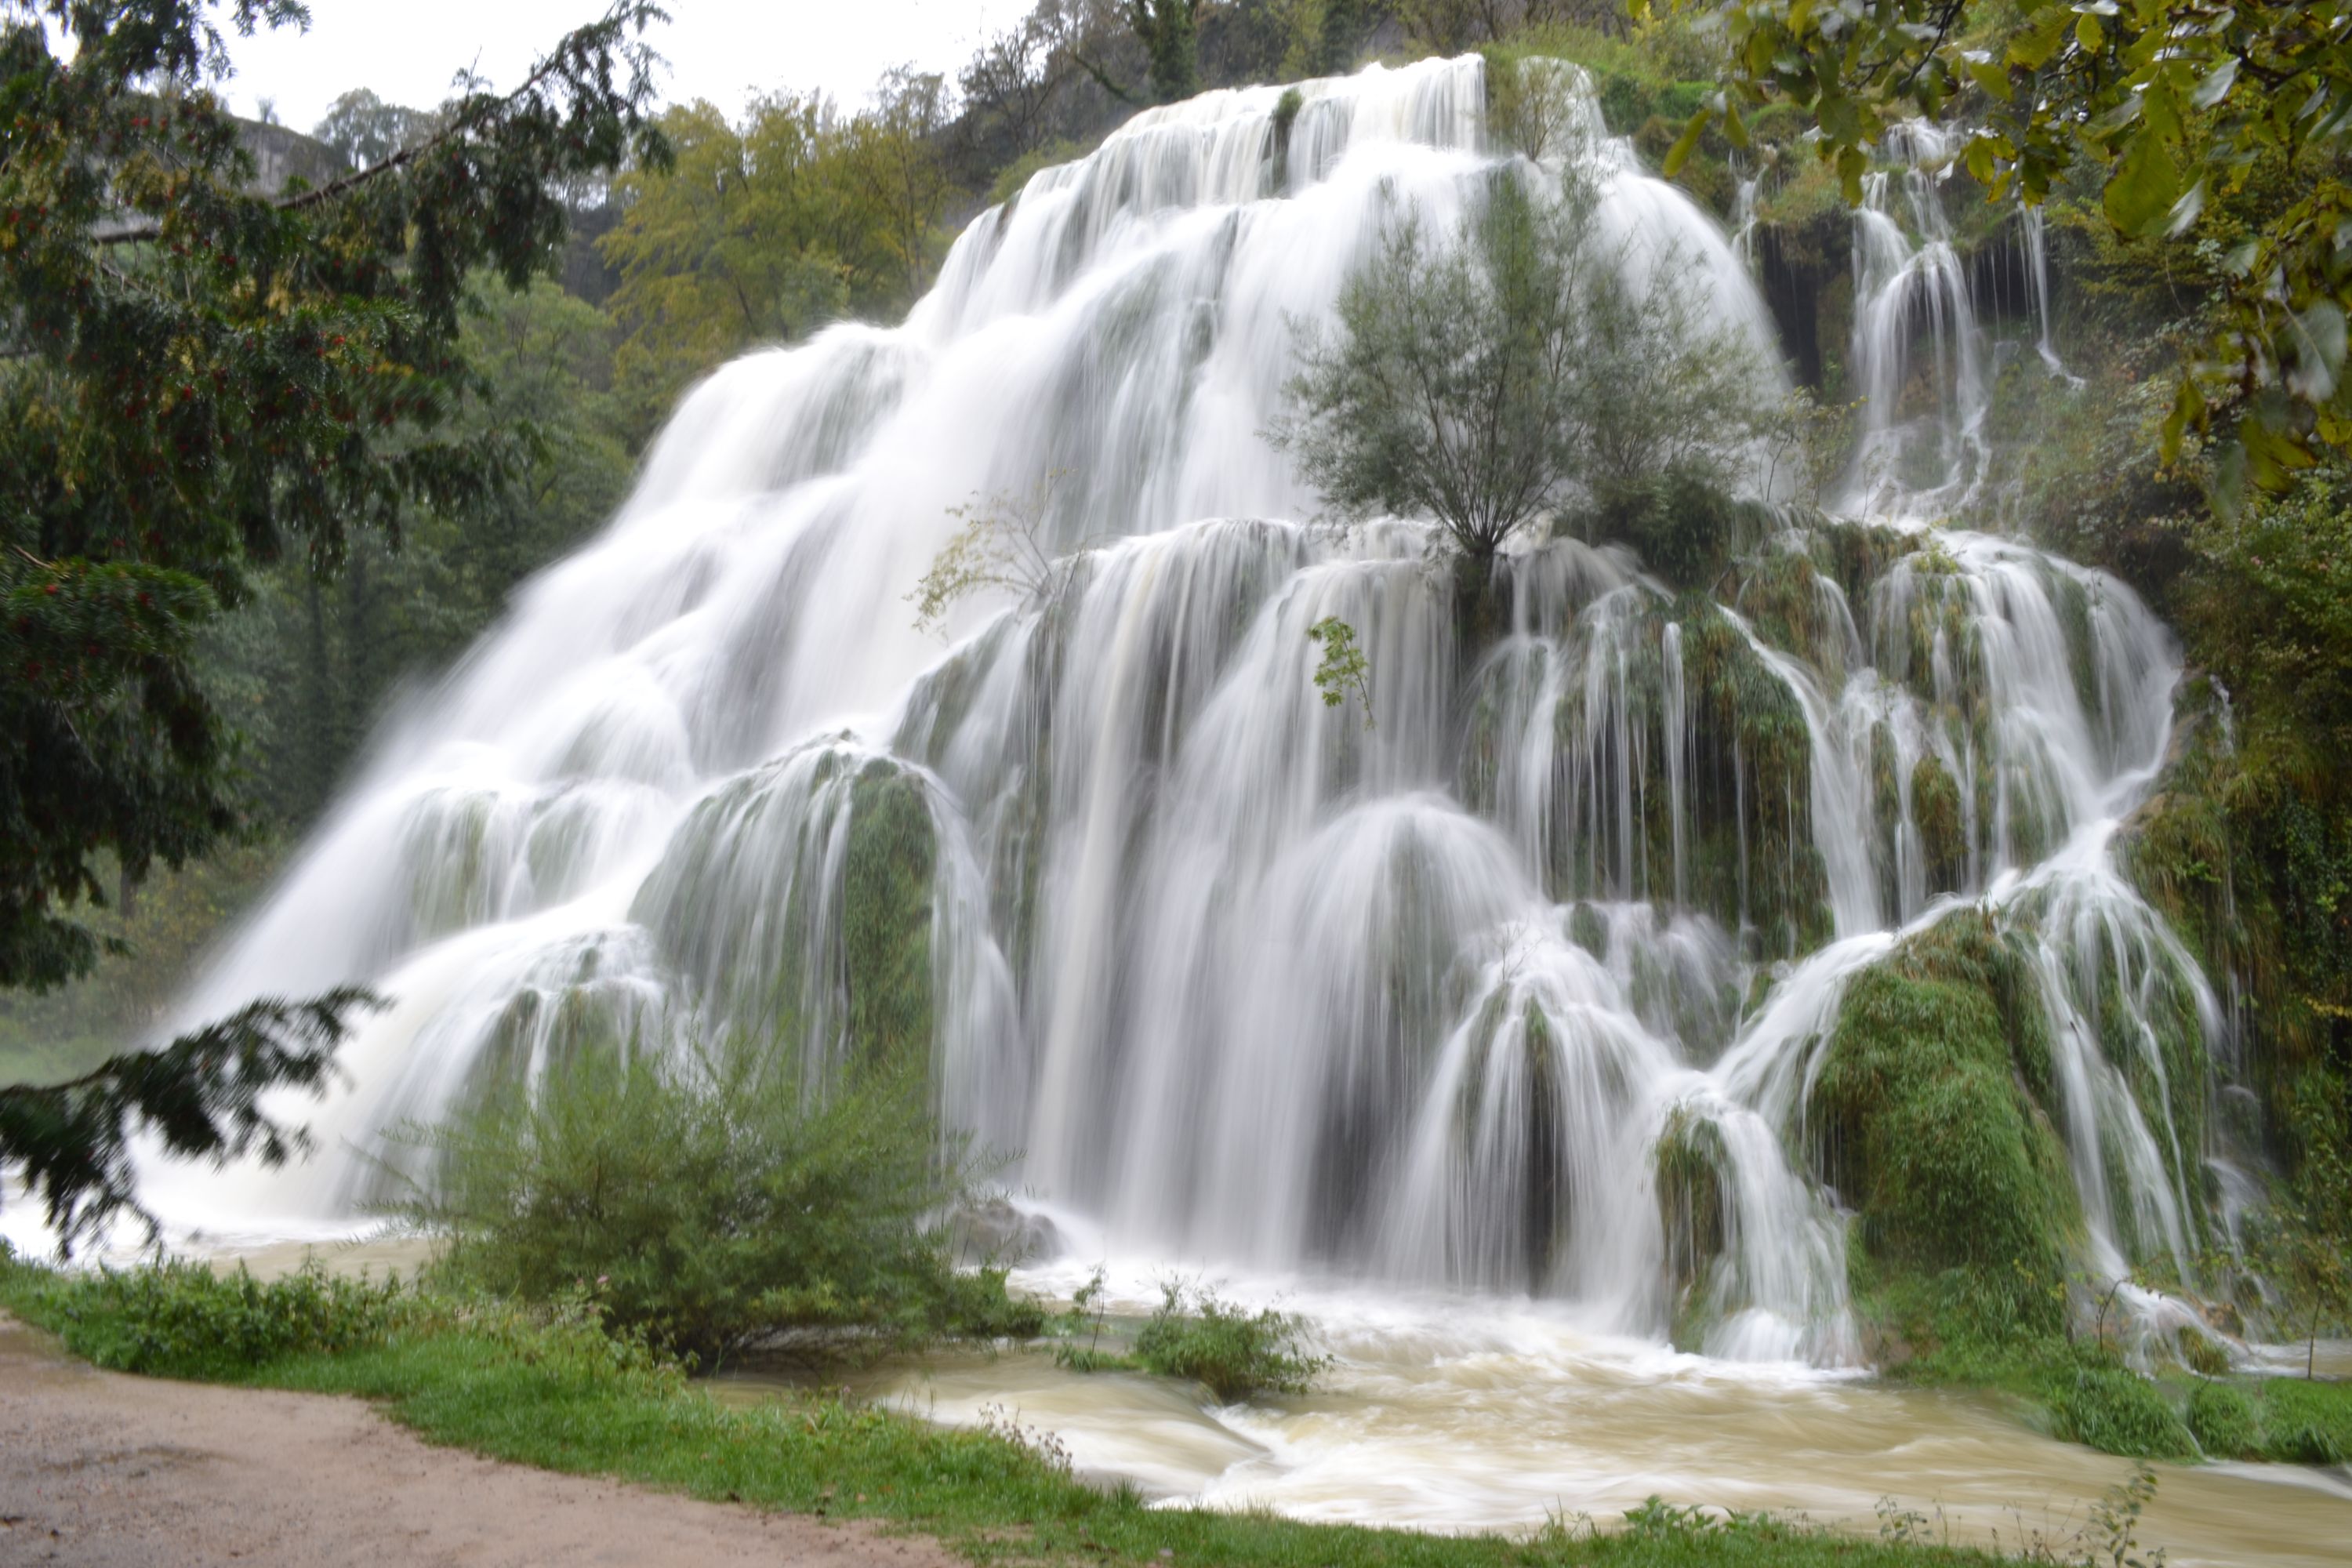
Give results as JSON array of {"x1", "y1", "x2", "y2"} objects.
[
  {"x1": 0, "y1": 1248, "x2": 2012, "y2": 1568},
  {"x1": 2187, "y1": 1374, "x2": 2352, "y2": 1464}
]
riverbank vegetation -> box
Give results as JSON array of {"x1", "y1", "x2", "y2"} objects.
[
  {"x1": 403, "y1": 1033, "x2": 1041, "y2": 1367},
  {"x1": 0, "y1": 1245, "x2": 2131, "y2": 1568}
]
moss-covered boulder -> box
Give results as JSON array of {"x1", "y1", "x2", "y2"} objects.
[
  {"x1": 1810, "y1": 919, "x2": 2077, "y2": 1343},
  {"x1": 633, "y1": 745, "x2": 939, "y2": 1085}
]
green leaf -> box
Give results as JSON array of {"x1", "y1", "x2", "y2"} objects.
[
  {"x1": 1963, "y1": 53, "x2": 2011, "y2": 100},
  {"x1": 2103, "y1": 129, "x2": 2181, "y2": 237},
  {"x1": 1966, "y1": 135, "x2": 2000, "y2": 187},
  {"x1": 2140, "y1": 78, "x2": 2183, "y2": 147},
  {"x1": 1838, "y1": 145, "x2": 1868, "y2": 205},
  {"x1": 1724, "y1": 100, "x2": 1749, "y2": 151},
  {"x1": 2192, "y1": 56, "x2": 2239, "y2": 110},
  {"x1": 1663, "y1": 108, "x2": 1708, "y2": 178},
  {"x1": 2009, "y1": 6, "x2": 2074, "y2": 69},
  {"x1": 2160, "y1": 374, "x2": 2204, "y2": 463}
]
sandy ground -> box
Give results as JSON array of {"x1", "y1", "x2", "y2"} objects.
[{"x1": 0, "y1": 1312, "x2": 965, "y2": 1568}]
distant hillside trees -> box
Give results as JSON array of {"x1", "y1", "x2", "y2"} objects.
[{"x1": 599, "y1": 80, "x2": 954, "y2": 437}]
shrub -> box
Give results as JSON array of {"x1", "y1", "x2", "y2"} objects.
[
  {"x1": 1577, "y1": 468, "x2": 1756, "y2": 591},
  {"x1": 404, "y1": 1034, "x2": 1043, "y2": 1366},
  {"x1": 5, "y1": 1256, "x2": 408, "y2": 1379},
  {"x1": 1131, "y1": 1280, "x2": 1327, "y2": 1403}
]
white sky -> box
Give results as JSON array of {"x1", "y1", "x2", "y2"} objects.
[{"x1": 220, "y1": 1, "x2": 1033, "y2": 133}]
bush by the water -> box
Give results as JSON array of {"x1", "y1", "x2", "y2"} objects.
[
  {"x1": 1131, "y1": 1279, "x2": 1327, "y2": 1403},
  {"x1": 403, "y1": 1036, "x2": 1042, "y2": 1364},
  {"x1": 0, "y1": 1247, "x2": 407, "y2": 1379}
]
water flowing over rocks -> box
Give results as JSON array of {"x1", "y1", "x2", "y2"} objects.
[{"x1": 148, "y1": 56, "x2": 2256, "y2": 1374}]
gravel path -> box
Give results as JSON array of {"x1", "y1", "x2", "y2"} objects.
[{"x1": 0, "y1": 1312, "x2": 963, "y2": 1567}]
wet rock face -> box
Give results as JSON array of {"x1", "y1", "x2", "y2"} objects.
[
  {"x1": 164, "y1": 55, "x2": 2241, "y2": 1370},
  {"x1": 953, "y1": 1198, "x2": 1065, "y2": 1267}
]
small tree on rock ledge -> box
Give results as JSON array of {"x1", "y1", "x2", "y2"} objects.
[{"x1": 1271, "y1": 156, "x2": 1770, "y2": 565}]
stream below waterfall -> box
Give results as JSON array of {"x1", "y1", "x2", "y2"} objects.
[{"x1": 710, "y1": 1259, "x2": 2352, "y2": 1568}]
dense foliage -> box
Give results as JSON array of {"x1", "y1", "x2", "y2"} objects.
[
  {"x1": 600, "y1": 75, "x2": 953, "y2": 434},
  {"x1": 405, "y1": 1035, "x2": 1042, "y2": 1366},
  {"x1": 1277, "y1": 162, "x2": 1766, "y2": 559},
  {"x1": 0, "y1": 987, "x2": 372, "y2": 1250},
  {"x1": 1645, "y1": 0, "x2": 2352, "y2": 488},
  {"x1": 0, "y1": 0, "x2": 667, "y2": 993}
]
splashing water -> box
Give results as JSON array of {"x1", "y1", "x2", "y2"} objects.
[{"x1": 105, "y1": 56, "x2": 2254, "y2": 1409}]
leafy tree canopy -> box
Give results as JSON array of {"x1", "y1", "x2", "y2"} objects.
[
  {"x1": 1, "y1": 0, "x2": 667, "y2": 1248},
  {"x1": 1275, "y1": 157, "x2": 1767, "y2": 560},
  {"x1": 0, "y1": 0, "x2": 668, "y2": 993},
  {"x1": 600, "y1": 75, "x2": 951, "y2": 433},
  {"x1": 1641, "y1": 0, "x2": 2352, "y2": 492}
]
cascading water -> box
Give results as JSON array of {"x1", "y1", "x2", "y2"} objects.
[{"x1": 129, "y1": 56, "x2": 2251, "y2": 1392}]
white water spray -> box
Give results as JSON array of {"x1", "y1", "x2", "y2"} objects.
[{"x1": 139, "y1": 60, "x2": 2235, "y2": 1376}]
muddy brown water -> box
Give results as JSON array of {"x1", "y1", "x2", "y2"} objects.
[{"x1": 717, "y1": 1273, "x2": 2352, "y2": 1568}]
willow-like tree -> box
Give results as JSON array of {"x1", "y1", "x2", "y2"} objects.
[
  {"x1": 1274, "y1": 163, "x2": 1766, "y2": 562},
  {"x1": 0, "y1": 0, "x2": 669, "y2": 1250}
]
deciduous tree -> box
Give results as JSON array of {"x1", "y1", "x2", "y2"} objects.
[
  {"x1": 1642, "y1": 0, "x2": 2352, "y2": 492},
  {"x1": 0, "y1": 0, "x2": 666, "y2": 1245}
]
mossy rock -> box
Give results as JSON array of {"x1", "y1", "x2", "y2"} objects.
[
  {"x1": 1912, "y1": 754, "x2": 1967, "y2": 897},
  {"x1": 1655, "y1": 1102, "x2": 1728, "y2": 1319},
  {"x1": 843, "y1": 759, "x2": 938, "y2": 1079},
  {"x1": 1810, "y1": 918, "x2": 2077, "y2": 1337},
  {"x1": 633, "y1": 746, "x2": 939, "y2": 1087}
]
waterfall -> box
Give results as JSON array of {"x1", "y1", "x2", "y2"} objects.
[
  {"x1": 1844, "y1": 122, "x2": 1988, "y2": 516},
  {"x1": 146, "y1": 58, "x2": 2235, "y2": 1368}
]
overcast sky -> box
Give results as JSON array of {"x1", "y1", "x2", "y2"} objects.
[{"x1": 218, "y1": 1, "x2": 1033, "y2": 133}]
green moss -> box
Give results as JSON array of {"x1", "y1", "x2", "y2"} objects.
[
  {"x1": 1911, "y1": 755, "x2": 1966, "y2": 897},
  {"x1": 1270, "y1": 85, "x2": 1304, "y2": 177},
  {"x1": 843, "y1": 760, "x2": 938, "y2": 1078},
  {"x1": 1811, "y1": 920, "x2": 2077, "y2": 1337},
  {"x1": 1655, "y1": 1104, "x2": 1728, "y2": 1345},
  {"x1": 1568, "y1": 901, "x2": 1610, "y2": 957}
]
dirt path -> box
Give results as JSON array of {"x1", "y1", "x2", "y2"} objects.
[{"x1": 0, "y1": 1312, "x2": 964, "y2": 1567}]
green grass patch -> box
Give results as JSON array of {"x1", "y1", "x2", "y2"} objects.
[
  {"x1": 0, "y1": 1248, "x2": 2007, "y2": 1568},
  {"x1": 2187, "y1": 1375, "x2": 2352, "y2": 1464}
]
